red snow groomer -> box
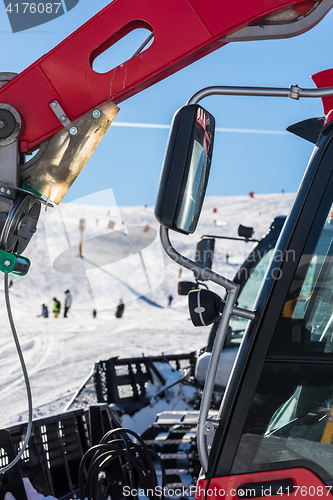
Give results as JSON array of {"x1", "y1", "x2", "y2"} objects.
[{"x1": 0, "y1": 0, "x2": 333, "y2": 499}]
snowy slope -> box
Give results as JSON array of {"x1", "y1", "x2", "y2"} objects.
[{"x1": 0, "y1": 191, "x2": 295, "y2": 427}]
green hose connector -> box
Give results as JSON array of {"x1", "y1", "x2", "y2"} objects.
[{"x1": 0, "y1": 250, "x2": 30, "y2": 276}]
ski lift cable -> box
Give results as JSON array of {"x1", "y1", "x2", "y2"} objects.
[{"x1": 2, "y1": 273, "x2": 33, "y2": 473}]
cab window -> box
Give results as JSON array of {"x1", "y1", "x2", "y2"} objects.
[
  {"x1": 231, "y1": 202, "x2": 333, "y2": 485},
  {"x1": 227, "y1": 249, "x2": 274, "y2": 346}
]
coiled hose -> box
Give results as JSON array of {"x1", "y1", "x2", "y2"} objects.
[{"x1": 79, "y1": 427, "x2": 165, "y2": 500}]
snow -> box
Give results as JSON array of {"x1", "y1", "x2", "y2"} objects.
[
  {"x1": 121, "y1": 362, "x2": 201, "y2": 435},
  {"x1": 5, "y1": 478, "x2": 57, "y2": 500},
  {"x1": 0, "y1": 190, "x2": 295, "y2": 428}
]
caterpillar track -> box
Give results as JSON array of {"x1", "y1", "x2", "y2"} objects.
[{"x1": 142, "y1": 410, "x2": 218, "y2": 492}]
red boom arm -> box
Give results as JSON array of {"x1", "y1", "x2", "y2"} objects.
[{"x1": 0, "y1": 0, "x2": 330, "y2": 152}]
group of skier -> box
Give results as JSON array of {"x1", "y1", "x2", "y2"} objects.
[
  {"x1": 53, "y1": 290, "x2": 72, "y2": 318},
  {"x1": 39, "y1": 292, "x2": 126, "y2": 319},
  {"x1": 39, "y1": 290, "x2": 72, "y2": 319}
]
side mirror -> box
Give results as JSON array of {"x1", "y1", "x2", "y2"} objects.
[
  {"x1": 195, "y1": 237, "x2": 215, "y2": 280},
  {"x1": 238, "y1": 224, "x2": 254, "y2": 240},
  {"x1": 189, "y1": 289, "x2": 224, "y2": 327},
  {"x1": 155, "y1": 105, "x2": 215, "y2": 234}
]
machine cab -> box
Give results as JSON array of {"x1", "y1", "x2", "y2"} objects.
[
  {"x1": 155, "y1": 82, "x2": 333, "y2": 498},
  {"x1": 203, "y1": 119, "x2": 333, "y2": 497}
]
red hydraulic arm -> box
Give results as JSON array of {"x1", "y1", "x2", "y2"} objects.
[
  {"x1": 312, "y1": 68, "x2": 333, "y2": 123},
  {"x1": 0, "y1": 0, "x2": 331, "y2": 153}
]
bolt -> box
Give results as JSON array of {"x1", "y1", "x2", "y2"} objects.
[
  {"x1": 32, "y1": 227, "x2": 37, "y2": 233},
  {"x1": 6, "y1": 190, "x2": 11, "y2": 195},
  {"x1": 20, "y1": 222, "x2": 26, "y2": 229},
  {"x1": 60, "y1": 115, "x2": 67, "y2": 123},
  {"x1": 0, "y1": 120, "x2": 5, "y2": 129},
  {"x1": 51, "y1": 101, "x2": 57, "y2": 108},
  {"x1": 4, "y1": 260, "x2": 11, "y2": 267},
  {"x1": 92, "y1": 109, "x2": 101, "y2": 118},
  {"x1": 0, "y1": 188, "x2": 4, "y2": 193},
  {"x1": 69, "y1": 126, "x2": 78, "y2": 135}
]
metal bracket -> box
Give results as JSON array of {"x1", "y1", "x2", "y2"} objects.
[
  {"x1": 0, "y1": 103, "x2": 22, "y2": 240},
  {"x1": 0, "y1": 183, "x2": 53, "y2": 208},
  {"x1": 49, "y1": 100, "x2": 72, "y2": 128},
  {"x1": 202, "y1": 418, "x2": 220, "y2": 455},
  {"x1": 289, "y1": 85, "x2": 301, "y2": 100},
  {"x1": 202, "y1": 418, "x2": 219, "y2": 436},
  {"x1": 0, "y1": 103, "x2": 21, "y2": 204}
]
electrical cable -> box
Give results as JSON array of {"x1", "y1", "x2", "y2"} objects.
[
  {"x1": 79, "y1": 427, "x2": 165, "y2": 500},
  {"x1": 1, "y1": 273, "x2": 33, "y2": 472},
  {"x1": 101, "y1": 428, "x2": 158, "y2": 489}
]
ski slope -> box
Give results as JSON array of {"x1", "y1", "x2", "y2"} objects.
[{"x1": 0, "y1": 191, "x2": 295, "y2": 428}]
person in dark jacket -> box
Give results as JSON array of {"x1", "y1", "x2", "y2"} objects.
[
  {"x1": 64, "y1": 290, "x2": 72, "y2": 318},
  {"x1": 115, "y1": 299, "x2": 125, "y2": 318},
  {"x1": 42, "y1": 304, "x2": 48, "y2": 318},
  {"x1": 38, "y1": 304, "x2": 48, "y2": 318}
]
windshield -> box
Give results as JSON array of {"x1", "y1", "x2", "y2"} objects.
[{"x1": 226, "y1": 249, "x2": 274, "y2": 346}]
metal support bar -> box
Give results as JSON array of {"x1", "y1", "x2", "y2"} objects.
[
  {"x1": 232, "y1": 305, "x2": 255, "y2": 321},
  {"x1": 160, "y1": 226, "x2": 255, "y2": 471},
  {"x1": 201, "y1": 234, "x2": 259, "y2": 243},
  {"x1": 197, "y1": 288, "x2": 238, "y2": 472},
  {"x1": 187, "y1": 84, "x2": 333, "y2": 105},
  {"x1": 160, "y1": 226, "x2": 238, "y2": 291},
  {"x1": 160, "y1": 226, "x2": 255, "y2": 320}
]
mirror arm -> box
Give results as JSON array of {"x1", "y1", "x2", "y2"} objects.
[
  {"x1": 160, "y1": 226, "x2": 239, "y2": 291},
  {"x1": 160, "y1": 225, "x2": 255, "y2": 472},
  {"x1": 160, "y1": 226, "x2": 256, "y2": 320},
  {"x1": 201, "y1": 234, "x2": 260, "y2": 243},
  {"x1": 186, "y1": 84, "x2": 333, "y2": 106}
]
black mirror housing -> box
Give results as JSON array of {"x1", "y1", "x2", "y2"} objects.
[
  {"x1": 155, "y1": 105, "x2": 215, "y2": 235},
  {"x1": 238, "y1": 224, "x2": 254, "y2": 239},
  {"x1": 178, "y1": 281, "x2": 198, "y2": 295},
  {"x1": 189, "y1": 289, "x2": 224, "y2": 327}
]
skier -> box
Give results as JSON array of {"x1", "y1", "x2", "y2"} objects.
[
  {"x1": 93, "y1": 309, "x2": 97, "y2": 318},
  {"x1": 38, "y1": 304, "x2": 48, "y2": 318},
  {"x1": 64, "y1": 290, "x2": 72, "y2": 318},
  {"x1": 115, "y1": 299, "x2": 125, "y2": 318},
  {"x1": 168, "y1": 295, "x2": 173, "y2": 307},
  {"x1": 53, "y1": 298, "x2": 61, "y2": 318},
  {"x1": 42, "y1": 304, "x2": 49, "y2": 318}
]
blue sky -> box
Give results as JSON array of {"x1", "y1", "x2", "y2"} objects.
[{"x1": 1, "y1": 1, "x2": 333, "y2": 206}]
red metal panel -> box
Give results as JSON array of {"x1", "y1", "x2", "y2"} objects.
[
  {"x1": 188, "y1": 0, "x2": 312, "y2": 36},
  {"x1": 0, "y1": 0, "x2": 326, "y2": 152},
  {"x1": 195, "y1": 468, "x2": 333, "y2": 499},
  {"x1": 311, "y1": 68, "x2": 333, "y2": 123}
]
